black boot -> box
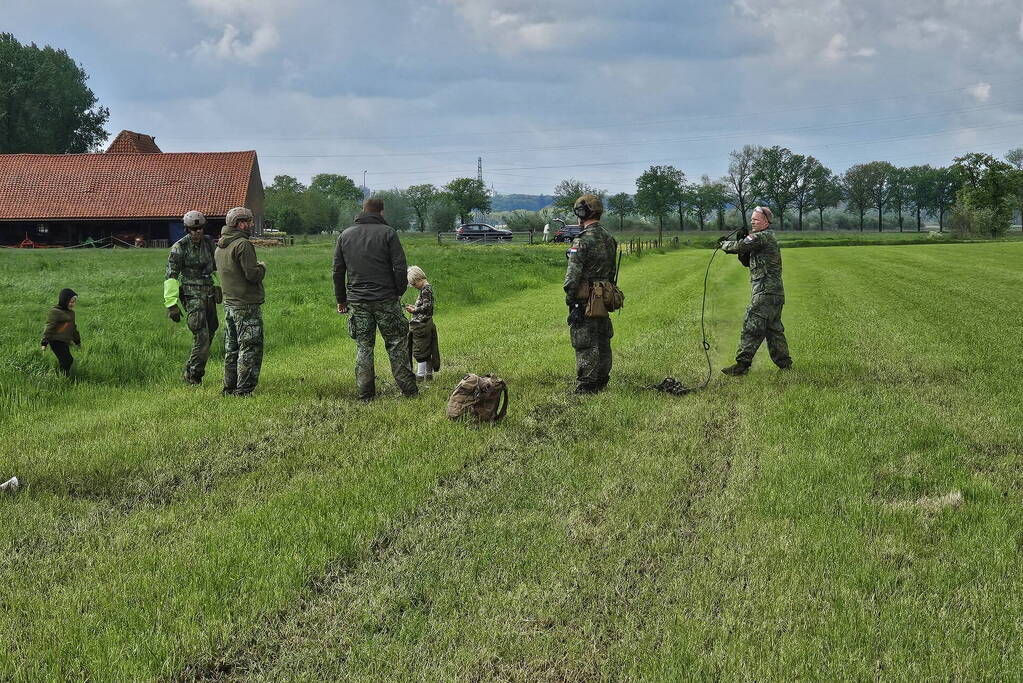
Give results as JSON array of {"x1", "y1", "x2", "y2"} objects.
[{"x1": 721, "y1": 362, "x2": 750, "y2": 376}]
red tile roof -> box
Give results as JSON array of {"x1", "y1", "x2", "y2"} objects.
[
  {"x1": 105, "y1": 130, "x2": 162, "y2": 154},
  {"x1": 0, "y1": 151, "x2": 258, "y2": 220}
]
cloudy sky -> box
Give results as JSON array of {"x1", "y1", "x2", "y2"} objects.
[{"x1": 6, "y1": 0, "x2": 1023, "y2": 194}]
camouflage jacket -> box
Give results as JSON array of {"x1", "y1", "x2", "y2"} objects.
[
  {"x1": 563, "y1": 222, "x2": 618, "y2": 303},
  {"x1": 722, "y1": 228, "x2": 784, "y2": 296},
  {"x1": 409, "y1": 283, "x2": 434, "y2": 324},
  {"x1": 166, "y1": 235, "x2": 216, "y2": 291}
]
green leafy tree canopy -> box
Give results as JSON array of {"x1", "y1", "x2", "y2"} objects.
[{"x1": 0, "y1": 33, "x2": 110, "y2": 153}]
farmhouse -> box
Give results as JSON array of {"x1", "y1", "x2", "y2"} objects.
[{"x1": 0, "y1": 130, "x2": 264, "y2": 247}]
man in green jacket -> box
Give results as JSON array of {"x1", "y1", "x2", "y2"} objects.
[
  {"x1": 214, "y1": 207, "x2": 266, "y2": 396},
  {"x1": 719, "y1": 205, "x2": 792, "y2": 375},
  {"x1": 165, "y1": 210, "x2": 220, "y2": 384},
  {"x1": 564, "y1": 194, "x2": 618, "y2": 394},
  {"x1": 333, "y1": 197, "x2": 418, "y2": 400}
]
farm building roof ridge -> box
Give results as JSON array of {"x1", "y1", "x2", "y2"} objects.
[
  {"x1": 105, "y1": 130, "x2": 163, "y2": 154},
  {"x1": 0, "y1": 150, "x2": 259, "y2": 221}
]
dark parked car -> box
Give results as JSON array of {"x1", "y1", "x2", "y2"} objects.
[
  {"x1": 553, "y1": 224, "x2": 582, "y2": 242},
  {"x1": 455, "y1": 223, "x2": 513, "y2": 241}
]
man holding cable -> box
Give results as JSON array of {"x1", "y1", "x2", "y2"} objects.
[{"x1": 718, "y1": 205, "x2": 792, "y2": 376}]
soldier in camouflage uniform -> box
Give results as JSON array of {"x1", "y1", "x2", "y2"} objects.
[
  {"x1": 564, "y1": 194, "x2": 618, "y2": 394},
  {"x1": 215, "y1": 207, "x2": 266, "y2": 396},
  {"x1": 165, "y1": 210, "x2": 220, "y2": 384},
  {"x1": 719, "y1": 205, "x2": 792, "y2": 375},
  {"x1": 334, "y1": 198, "x2": 418, "y2": 400}
]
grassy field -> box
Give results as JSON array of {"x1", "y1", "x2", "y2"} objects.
[{"x1": 1, "y1": 239, "x2": 1021, "y2": 680}]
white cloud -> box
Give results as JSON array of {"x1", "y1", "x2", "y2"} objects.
[
  {"x1": 821, "y1": 33, "x2": 876, "y2": 63},
  {"x1": 193, "y1": 23, "x2": 279, "y2": 63},
  {"x1": 969, "y1": 82, "x2": 991, "y2": 102},
  {"x1": 445, "y1": 0, "x2": 602, "y2": 53}
]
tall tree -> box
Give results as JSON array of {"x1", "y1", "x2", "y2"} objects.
[
  {"x1": 862, "y1": 160, "x2": 897, "y2": 232},
  {"x1": 791, "y1": 155, "x2": 826, "y2": 231},
  {"x1": 726, "y1": 145, "x2": 761, "y2": 231},
  {"x1": 552, "y1": 179, "x2": 602, "y2": 212},
  {"x1": 885, "y1": 167, "x2": 912, "y2": 232},
  {"x1": 842, "y1": 164, "x2": 873, "y2": 231},
  {"x1": 952, "y1": 153, "x2": 1015, "y2": 236},
  {"x1": 443, "y1": 178, "x2": 491, "y2": 225},
  {"x1": 933, "y1": 166, "x2": 960, "y2": 232},
  {"x1": 691, "y1": 175, "x2": 728, "y2": 231},
  {"x1": 403, "y1": 184, "x2": 438, "y2": 231},
  {"x1": 673, "y1": 181, "x2": 693, "y2": 230},
  {"x1": 903, "y1": 165, "x2": 935, "y2": 231},
  {"x1": 0, "y1": 33, "x2": 109, "y2": 153},
  {"x1": 309, "y1": 174, "x2": 363, "y2": 204},
  {"x1": 606, "y1": 192, "x2": 635, "y2": 230},
  {"x1": 636, "y1": 165, "x2": 685, "y2": 243},
  {"x1": 750, "y1": 146, "x2": 800, "y2": 230},
  {"x1": 264, "y1": 175, "x2": 308, "y2": 233},
  {"x1": 808, "y1": 168, "x2": 843, "y2": 230}
]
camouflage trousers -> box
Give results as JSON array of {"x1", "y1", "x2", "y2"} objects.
[
  {"x1": 736, "y1": 294, "x2": 791, "y2": 367},
  {"x1": 224, "y1": 304, "x2": 264, "y2": 395},
  {"x1": 347, "y1": 300, "x2": 418, "y2": 399},
  {"x1": 181, "y1": 291, "x2": 218, "y2": 382},
  {"x1": 570, "y1": 316, "x2": 613, "y2": 389}
]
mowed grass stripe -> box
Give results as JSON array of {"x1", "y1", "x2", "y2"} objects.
[
  {"x1": 204, "y1": 243, "x2": 1023, "y2": 680},
  {"x1": 0, "y1": 244, "x2": 694, "y2": 679},
  {"x1": 1, "y1": 242, "x2": 1023, "y2": 678}
]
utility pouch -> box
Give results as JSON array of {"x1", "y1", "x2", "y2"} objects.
[
  {"x1": 603, "y1": 281, "x2": 624, "y2": 312},
  {"x1": 585, "y1": 281, "x2": 609, "y2": 318}
]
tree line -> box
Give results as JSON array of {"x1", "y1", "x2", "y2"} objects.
[
  {"x1": 264, "y1": 174, "x2": 493, "y2": 234},
  {"x1": 268, "y1": 146, "x2": 1023, "y2": 239},
  {"x1": 576, "y1": 146, "x2": 1023, "y2": 242}
]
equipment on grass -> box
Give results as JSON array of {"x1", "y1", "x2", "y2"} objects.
[
  {"x1": 652, "y1": 227, "x2": 742, "y2": 396},
  {"x1": 447, "y1": 374, "x2": 508, "y2": 422}
]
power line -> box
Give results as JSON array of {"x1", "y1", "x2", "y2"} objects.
[
  {"x1": 258, "y1": 98, "x2": 1023, "y2": 160},
  {"x1": 160, "y1": 74, "x2": 1023, "y2": 144}
]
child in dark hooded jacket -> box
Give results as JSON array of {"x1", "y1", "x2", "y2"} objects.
[{"x1": 40, "y1": 288, "x2": 81, "y2": 375}]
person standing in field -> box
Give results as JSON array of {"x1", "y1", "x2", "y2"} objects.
[
  {"x1": 334, "y1": 197, "x2": 418, "y2": 400},
  {"x1": 564, "y1": 194, "x2": 618, "y2": 394},
  {"x1": 215, "y1": 207, "x2": 266, "y2": 396},
  {"x1": 719, "y1": 205, "x2": 792, "y2": 375},
  {"x1": 405, "y1": 265, "x2": 439, "y2": 382},
  {"x1": 164, "y1": 210, "x2": 221, "y2": 385},
  {"x1": 40, "y1": 288, "x2": 81, "y2": 376},
  {"x1": 543, "y1": 222, "x2": 550, "y2": 242}
]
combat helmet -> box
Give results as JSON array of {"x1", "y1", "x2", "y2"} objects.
[
  {"x1": 573, "y1": 194, "x2": 603, "y2": 220},
  {"x1": 225, "y1": 207, "x2": 254, "y2": 228},
  {"x1": 183, "y1": 210, "x2": 206, "y2": 229}
]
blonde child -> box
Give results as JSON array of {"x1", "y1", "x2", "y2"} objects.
[{"x1": 405, "y1": 266, "x2": 437, "y2": 381}]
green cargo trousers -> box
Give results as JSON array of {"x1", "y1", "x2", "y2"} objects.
[
  {"x1": 570, "y1": 316, "x2": 613, "y2": 390},
  {"x1": 347, "y1": 299, "x2": 418, "y2": 399},
  {"x1": 736, "y1": 293, "x2": 791, "y2": 367},
  {"x1": 181, "y1": 291, "x2": 218, "y2": 382},
  {"x1": 224, "y1": 303, "x2": 263, "y2": 395}
]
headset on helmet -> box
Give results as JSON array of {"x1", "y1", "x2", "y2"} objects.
[
  {"x1": 183, "y1": 210, "x2": 206, "y2": 229},
  {"x1": 573, "y1": 194, "x2": 603, "y2": 221}
]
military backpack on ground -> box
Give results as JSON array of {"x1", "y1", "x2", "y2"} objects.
[{"x1": 446, "y1": 373, "x2": 508, "y2": 422}]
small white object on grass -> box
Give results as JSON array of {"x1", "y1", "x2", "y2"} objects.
[{"x1": 0, "y1": 477, "x2": 19, "y2": 492}]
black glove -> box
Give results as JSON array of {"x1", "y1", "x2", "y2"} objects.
[
  {"x1": 737, "y1": 226, "x2": 750, "y2": 240},
  {"x1": 567, "y1": 303, "x2": 584, "y2": 325},
  {"x1": 167, "y1": 305, "x2": 181, "y2": 323},
  {"x1": 716, "y1": 234, "x2": 729, "y2": 245}
]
